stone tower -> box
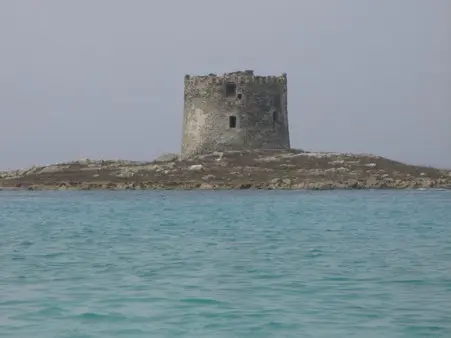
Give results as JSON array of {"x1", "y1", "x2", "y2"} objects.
[{"x1": 181, "y1": 70, "x2": 290, "y2": 158}]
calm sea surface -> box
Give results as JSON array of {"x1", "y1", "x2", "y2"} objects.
[{"x1": 1, "y1": 190, "x2": 450, "y2": 337}]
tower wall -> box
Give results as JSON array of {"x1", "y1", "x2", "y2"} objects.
[{"x1": 181, "y1": 71, "x2": 290, "y2": 158}]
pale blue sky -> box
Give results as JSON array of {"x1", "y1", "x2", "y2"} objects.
[{"x1": 1, "y1": 0, "x2": 450, "y2": 170}]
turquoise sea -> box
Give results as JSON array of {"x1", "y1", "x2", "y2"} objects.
[{"x1": 1, "y1": 190, "x2": 450, "y2": 337}]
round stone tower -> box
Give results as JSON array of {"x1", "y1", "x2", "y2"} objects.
[{"x1": 181, "y1": 70, "x2": 290, "y2": 158}]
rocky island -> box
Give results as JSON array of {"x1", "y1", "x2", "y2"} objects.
[
  {"x1": 3, "y1": 71, "x2": 448, "y2": 191},
  {"x1": 1, "y1": 149, "x2": 450, "y2": 191}
]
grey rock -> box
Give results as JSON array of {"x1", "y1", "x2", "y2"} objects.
[
  {"x1": 37, "y1": 165, "x2": 68, "y2": 174},
  {"x1": 154, "y1": 153, "x2": 179, "y2": 162},
  {"x1": 188, "y1": 164, "x2": 204, "y2": 171},
  {"x1": 329, "y1": 160, "x2": 344, "y2": 165},
  {"x1": 282, "y1": 178, "x2": 292, "y2": 186}
]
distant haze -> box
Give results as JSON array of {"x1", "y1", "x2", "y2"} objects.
[{"x1": 1, "y1": 0, "x2": 450, "y2": 170}]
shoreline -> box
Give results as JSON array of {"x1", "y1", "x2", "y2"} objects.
[
  {"x1": 1, "y1": 186, "x2": 450, "y2": 192},
  {"x1": 1, "y1": 181, "x2": 451, "y2": 191},
  {"x1": 2, "y1": 187, "x2": 451, "y2": 192},
  {"x1": 1, "y1": 149, "x2": 450, "y2": 192}
]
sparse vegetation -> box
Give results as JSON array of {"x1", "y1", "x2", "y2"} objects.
[{"x1": 1, "y1": 149, "x2": 450, "y2": 190}]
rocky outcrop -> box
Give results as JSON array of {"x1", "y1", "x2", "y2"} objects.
[{"x1": 1, "y1": 149, "x2": 450, "y2": 190}]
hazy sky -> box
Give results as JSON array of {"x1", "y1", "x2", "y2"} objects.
[{"x1": 1, "y1": 0, "x2": 450, "y2": 170}]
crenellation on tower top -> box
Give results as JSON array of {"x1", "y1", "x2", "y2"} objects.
[{"x1": 183, "y1": 71, "x2": 287, "y2": 87}]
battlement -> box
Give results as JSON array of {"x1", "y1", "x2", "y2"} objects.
[{"x1": 184, "y1": 71, "x2": 287, "y2": 85}]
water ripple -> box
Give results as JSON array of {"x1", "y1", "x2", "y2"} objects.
[{"x1": 1, "y1": 190, "x2": 451, "y2": 337}]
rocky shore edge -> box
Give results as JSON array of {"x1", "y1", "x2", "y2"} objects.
[
  {"x1": 1, "y1": 149, "x2": 450, "y2": 191},
  {"x1": 1, "y1": 181, "x2": 450, "y2": 191}
]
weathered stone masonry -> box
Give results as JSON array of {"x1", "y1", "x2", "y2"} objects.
[{"x1": 181, "y1": 70, "x2": 291, "y2": 158}]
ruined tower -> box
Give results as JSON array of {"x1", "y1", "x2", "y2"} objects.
[{"x1": 181, "y1": 70, "x2": 290, "y2": 158}]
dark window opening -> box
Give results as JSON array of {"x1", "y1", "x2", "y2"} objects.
[
  {"x1": 229, "y1": 115, "x2": 237, "y2": 128},
  {"x1": 237, "y1": 93, "x2": 242, "y2": 100},
  {"x1": 273, "y1": 111, "x2": 278, "y2": 122},
  {"x1": 225, "y1": 82, "x2": 236, "y2": 97},
  {"x1": 273, "y1": 95, "x2": 281, "y2": 109}
]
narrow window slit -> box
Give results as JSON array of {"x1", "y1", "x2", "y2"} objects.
[
  {"x1": 225, "y1": 82, "x2": 236, "y2": 97},
  {"x1": 229, "y1": 115, "x2": 237, "y2": 128}
]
